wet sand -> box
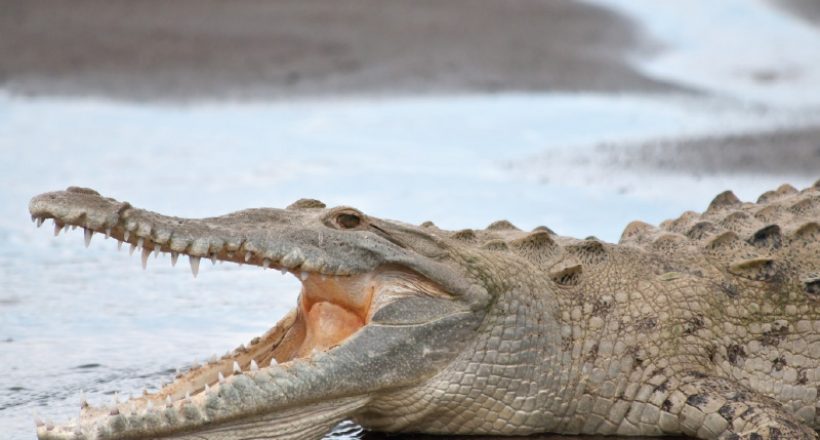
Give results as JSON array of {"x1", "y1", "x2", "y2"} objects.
[
  {"x1": 773, "y1": 0, "x2": 820, "y2": 26},
  {"x1": 0, "y1": 0, "x2": 677, "y2": 101},
  {"x1": 598, "y1": 125, "x2": 820, "y2": 177}
]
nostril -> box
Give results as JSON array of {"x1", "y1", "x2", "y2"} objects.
[{"x1": 336, "y1": 213, "x2": 361, "y2": 229}]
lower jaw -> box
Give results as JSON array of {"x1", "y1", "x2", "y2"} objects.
[
  {"x1": 37, "y1": 270, "x2": 378, "y2": 440},
  {"x1": 39, "y1": 373, "x2": 370, "y2": 440},
  {"x1": 158, "y1": 397, "x2": 368, "y2": 440}
]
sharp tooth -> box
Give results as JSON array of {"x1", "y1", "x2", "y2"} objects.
[
  {"x1": 83, "y1": 228, "x2": 93, "y2": 247},
  {"x1": 218, "y1": 372, "x2": 225, "y2": 384},
  {"x1": 104, "y1": 228, "x2": 111, "y2": 239},
  {"x1": 31, "y1": 215, "x2": 36, "y2": 223},
  {"x1": 300, "y1": 271, "x2": 308, "y2": 281},
  {"x1": 117, "y1": 240, "x2": 123, "y2": 251},
  {"x1": 185, "y1": 391, "x2": 191, "y2": 402},
  {"x1": 210, "y1": 254, "x2": 217, "y2": 265},
  {"x1": 233, "y1": 361, "x2": 241, "y2": 374},
  {"x1": 280, "y1": 268, "x2": 287, "y2": 275},
  {"x1": 123, "y1": 231, "x2": 130, "y2": 242},
  {"x1": 204, "y1": 384, "x2": 210, "y2": 393},
  {"x1": 165, "y1": 396, "x2": 172, "y2": 408},
  {"x1": 244, "y1": 252, "x2": 252, "y2": 262},
  {"x1": 154, "y1": 246, "x2": 161, "y2": 258},
  {"x1": 71, "y1": 225, "x2": 77, "y2": 231},
  {"x1": 129, "y1": 243, "x2": 137, "y2": 256},
  {"x1": 189, "y1": 256, "x2": 200, "y2": 278},
  {"x1": 270, "y1": 358, "x2": 278, "y2": 366},
  {"x1": 250, "y1": 360, "x2": 259, "y2": 371},
  {"x1": 36, "y1": 217, "x2": 44, "y2": 228},
  {"x1": 137, "y1": 238, "x2": 144, "y2": 248},
  {"x1": 262, "y1": 258, "x2": 271, "y2": 268},
  {"x1": 171, "y1": 252, "x2": 179, "y2": 267},
  {"x1": 141, "y1": 247, "x2": 151, "y2": 270},
  {"x1": 53, "y1": 222, "x2": 64, "y2": 236}
]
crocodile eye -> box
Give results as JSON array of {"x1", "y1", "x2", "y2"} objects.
[{"x1": 335, "y1": 213, "x2": 361, "y2": 229}]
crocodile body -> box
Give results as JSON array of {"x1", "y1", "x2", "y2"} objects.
[{"x1": 29, "y1": 181, "x2": 819, "y2": 440}]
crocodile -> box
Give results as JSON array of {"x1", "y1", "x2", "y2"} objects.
[{"x1": 28, "y1": 182, "x2": 820, "y2": 440}]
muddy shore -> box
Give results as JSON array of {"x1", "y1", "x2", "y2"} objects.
[
  {"x1": 774, "y1": 0, "x2": 820, "y2": 25},
  {"x1": 598, "y1": 126, "x2": 820, "y2": 177},
  {"x1": 0, "y1": 0, "x2": 677, "y2": 101}
]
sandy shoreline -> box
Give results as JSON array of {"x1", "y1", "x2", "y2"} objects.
[
  {"x1": 774, "y1": 0, "x2": 820, "y2": 25},
  {"x1": 0, "y1": 0, "x2": 679, "y2": 101},
  {"x1": 599, "y1": 125, "x2": 820, "y2": 177},
  {"x1": 1, "y1": 0, "x2": 817, "y2": 186}
]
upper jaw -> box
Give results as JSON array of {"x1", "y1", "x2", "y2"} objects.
[
  {"x1": 29, "y1": 187, "x2": 486, "y2": 302},
  {"x1": 29, "y1": 187, "x2": 395, "y2": 277}
]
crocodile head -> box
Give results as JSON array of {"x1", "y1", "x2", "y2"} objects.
[{"x1": 29, "y1": 187, "x2": 494, "y2": 440}]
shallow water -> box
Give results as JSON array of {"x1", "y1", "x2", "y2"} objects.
[{"x1": 0, "y1": 90, "x2": 816, "y2": 440}]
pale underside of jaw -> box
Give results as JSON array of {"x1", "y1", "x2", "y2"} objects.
[{"x1": 30, "y1": 215, "x2": 378, "y2": 439}]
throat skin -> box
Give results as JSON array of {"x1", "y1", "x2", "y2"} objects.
[
  {"x1": 28, "y1": 181, "x2": 820, "y2": 440},
  {"x1": 299, "y1": 301, "x2": 364, "y2": 357}
]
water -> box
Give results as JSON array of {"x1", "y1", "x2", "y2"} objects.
[{"x1": 2, "y1": 0, "x2": 820, "y2": 438}]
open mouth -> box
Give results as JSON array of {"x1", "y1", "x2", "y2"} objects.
[
  {"x1": 30, "y1": 212, "x2": 385, "y2": 437},
  {"x1": 29, "y1": 187, "x2": 476, "y2": 440}
]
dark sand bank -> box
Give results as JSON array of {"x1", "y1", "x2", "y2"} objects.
[
  {"x1": 773, "y1": 0, "x2": 820, "y2": 25},
  {"x1": 0, "y1": 0, "x2": 677, "y2": 101},
  {"x1": 600, "y1": 126, "x2": 820, "y2": 177}
]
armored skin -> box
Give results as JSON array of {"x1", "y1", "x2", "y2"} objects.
[{"x1": 29, "y1": 181, "x2": 820, "y2": 440}]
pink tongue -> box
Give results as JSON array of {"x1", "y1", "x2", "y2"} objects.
[{"x1": 297, "y1": 301, "x2": 363, "y2": 357}]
